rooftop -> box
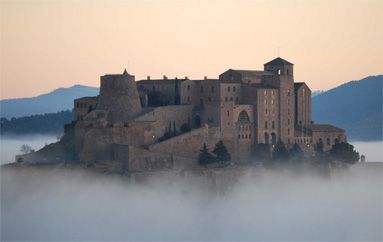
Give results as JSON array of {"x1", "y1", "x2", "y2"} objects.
[
  {"x1": 264, "y1": 57, "x2": 293, "y2": 66},
  {"x1": 294, "y1": 82, "x2": 305, "y2": 91},
  {"x1": 229, "y1": 69, "x2": 274, "y2": 77},
  {"x1": 309, "y1": 124, "x2": 344, "y2": 132}
]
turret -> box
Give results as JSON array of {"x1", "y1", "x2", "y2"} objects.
[
  {"x1": 97, "y1": 69, "x2": 142, "y2": 121},
  {"x1": 264, "y1": 57, "x2": 294, "y2": 77}
]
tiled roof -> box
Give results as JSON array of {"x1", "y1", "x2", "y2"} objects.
[
  {"x1": 137, "y1": 79, "x2": 188, "y2": 84},
  {"x1": 230, "y1": 70, "x2": 274, "y2": 77},
  {"x1": 294, "y1": 82, "x2": 305, "y2": 91},
  {"x1": 309, "y1": 124, "x2": 344, "y2": 132},
  {"x1": 264, "y1": 57, "x2": 293, "y2": 66}
]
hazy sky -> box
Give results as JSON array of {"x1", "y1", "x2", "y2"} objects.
[{"x1": 1, "y1": 0, "x2": 382, "y2": 99}]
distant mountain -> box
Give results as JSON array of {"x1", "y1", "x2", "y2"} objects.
[
  {"x1": 0, "y1": 85, "x2": 99, "y2": 119},
  {"x1": 312, "y1": 75, "x2": 383, "y2": 141},
  {"x1": 1, "y1": 110, "x2": 73, "y2": 136},
  {"x1": 312, "y1": 90, "x2": 325, "y2": 97}
]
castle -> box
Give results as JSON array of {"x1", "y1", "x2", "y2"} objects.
[{"x1": 70, "y1": 57, "x2": 346, "y2": 172}]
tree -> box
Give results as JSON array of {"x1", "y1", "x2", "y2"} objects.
[
  {"x1": 272, "y1": 141, "x2": 289, "y2": 161},
  {"x1": 253, "y1": 143, "x2": 271, "y2": 162},
  {"x1": 329, "y1": 142, "x2": 360, "y2": 166},
  {"x1": 20, "y1": 144, "x2": 33, "y2": 154},
  {"x1": 314, "y1": 139, "x2": 324, "y2": 156},
  {"x1": 180, "y1": 123, "x2": 191, "y2": 133},
  {"x1": 198, "y1": 143, "x2": 214, "y2": 165},
  {"x1": 212, "y1": 140, "x2": 231, "y2": 163},
  {"x1": 289, "y1": 143, "x2": 304, "y2": 162}
]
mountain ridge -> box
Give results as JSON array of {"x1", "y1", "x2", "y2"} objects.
[
  {"x1": 312, "y1": 75, "x2": 382, "y2": 141},
  {"x1": 0, "y1": 85, "x2": 99, "y2": 119},
  {"x1": 1, "y1": 76, "x2": 381, "y2": 140}
]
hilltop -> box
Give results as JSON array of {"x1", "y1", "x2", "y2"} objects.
[
  {"x1": 312, "y1": 75, "x2": 382, "y2": 141},
  {"x1": 0, "y1": 85, "x2": 99, "y2": 119}
]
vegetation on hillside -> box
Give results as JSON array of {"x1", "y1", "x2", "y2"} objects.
[
  {"x1": 260, "y1": 140, "x2": 360, "y2": 174},
  {"x1": 198, "y1": 141, "x2": 231, "y2": 166},
  {"x1": 0, "y1": 110, "x2": 73, "y2": 136}
]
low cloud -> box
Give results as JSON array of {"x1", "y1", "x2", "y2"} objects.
[{"x1": 1, "y1": 165, "x2": 382, "y2": 241}]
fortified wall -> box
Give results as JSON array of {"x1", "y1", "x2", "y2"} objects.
[{"x1": 15, "y1": 57, "x2": 347, "y2": 172}]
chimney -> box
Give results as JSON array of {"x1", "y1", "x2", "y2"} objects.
[
  {"x1": 204, "y1": 76, "x2": 207, "y2": 80},
  {"x1": 185, "y1": 76, "x2": 188, "y2": 80},
  {"x1": 147, "y1": 76, "x2": 150, "y2": 80},
  {"x1": 163, "y1": 75, "x2": 167, "y2": 80}
]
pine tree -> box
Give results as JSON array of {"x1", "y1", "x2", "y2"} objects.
[
  {"x1": 329, "y1": 142, "x2": 360, "y2": 166},
  {"x1": 272, "y1": 141, "x2": 289, "y2": 161},
  {"x1": 212, "y1": 140, "x2": 231, "y2": 163},
  {"x1": 198, "y1": 143, "x2": 214, "y2": 165},
  {"x1": 289, "y1": 143, "x2": 304, "y2": 162}
]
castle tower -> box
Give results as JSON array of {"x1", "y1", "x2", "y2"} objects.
[
  {"x1": 97, "y1": 69, "x2": 142, "y2": 121},
  {"x1": 263, "y1": 57, "x2": 295, "y2": 147}
]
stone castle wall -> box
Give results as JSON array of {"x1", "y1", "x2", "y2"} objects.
[
  {"x1": 148, "y1": 126, "x2": 225, "y2": 159},
  {"x1": 98, "y1": 72, "x2": 142, "y2": 121}
]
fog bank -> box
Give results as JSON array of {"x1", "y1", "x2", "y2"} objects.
[
  {"x1": 1, "y1": 166, "x2": 382, "y2": 241},
  {"x1": 351, "y1": 141, "x2": 383, "y2": 162},
  {"x1": 0, "y1": 135, "x2": 57, "y2": 165}
]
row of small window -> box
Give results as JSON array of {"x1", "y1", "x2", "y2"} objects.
[
  {"x1": 264, "y1": 90, "x2": 276, "y2": 96},
  {"x1": 264, "y1": 108, "x2": 276, "y2": 115},
  {"x1": 238, "y1": 134, "x2": 251, "y2": 140},
  {"x1": 199, "y1": 86, "x2": 216, "y2": 93},
  {"x1": 264, "y1": 121, "x2": 275, "y2": 129},
  {"x1": 238, "y1": 125, "x2": 251, "y2": 131},
  {"x1": 296, "y1": 138, "x2": 312, "y2": 144},
  {"x1": 264, "y1": 99, "x2": 275, "y2": 105},
  {"x1": 225, "y1": 97, "x2": 239, "y2": 102},
  {"x1": 196, "y1": 97, "x2": 239, "y2": 104},
  {"x1": 265, "y1": 107, "x2": 291, "y2": 115},
  {"x1": 227, "y1": 86, "x2": 237, "y2": 92},
  {"x1": 76, "y1": 103, "x2": 88, "y2": 108},
  {"x1": 197, "y1": 86, "x2": 238, "y2": 93},
  {"x1": 318, "y1": 137, "x2": 340, "y2": 146},
  {"x1": 264, "y1": 120, "x2": 291, "y2": 129}
]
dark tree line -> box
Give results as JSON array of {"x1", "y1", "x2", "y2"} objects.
[
  {"x1": 198, "y1": 141, "x2": 231, "y2": 166},
  {"x1": 158, "y1": 122, "x2": 192, "y2": 142},
  {"x1": 0, "y1": 110, "x2": 73, "y2": 136},
  {"x1": 259, "y1": 139, "x2": 360, "y2": 171}
]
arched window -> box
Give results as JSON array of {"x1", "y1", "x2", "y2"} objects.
[
  {"x1": 271, "y1": 132, "x2": 277, "y2": 144},
  {"x1": 238, "y1": 111, "x2": 250, "y2": 123},
  {"x1": 194, "y1": 115, "x2": 201, "y2": 128},
  {"x1": 264, "y1": 132, "x2": 270, "y2": 144}
]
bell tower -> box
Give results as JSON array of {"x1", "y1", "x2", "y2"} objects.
[
  {"x1": 264, "y1": 57, "x2": 294, "y2": 77},
  {"x1": 263, "y1": 57, "x2": 295, "y2": 147}
]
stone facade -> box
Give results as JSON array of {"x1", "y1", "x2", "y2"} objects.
[{"x1": 71, "y1": 57, "x2": 346, "y2": 171}]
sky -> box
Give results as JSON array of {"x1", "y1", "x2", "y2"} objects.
[{"x1": 1, "y1": 0, "x2": 382, "y2": 99}]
